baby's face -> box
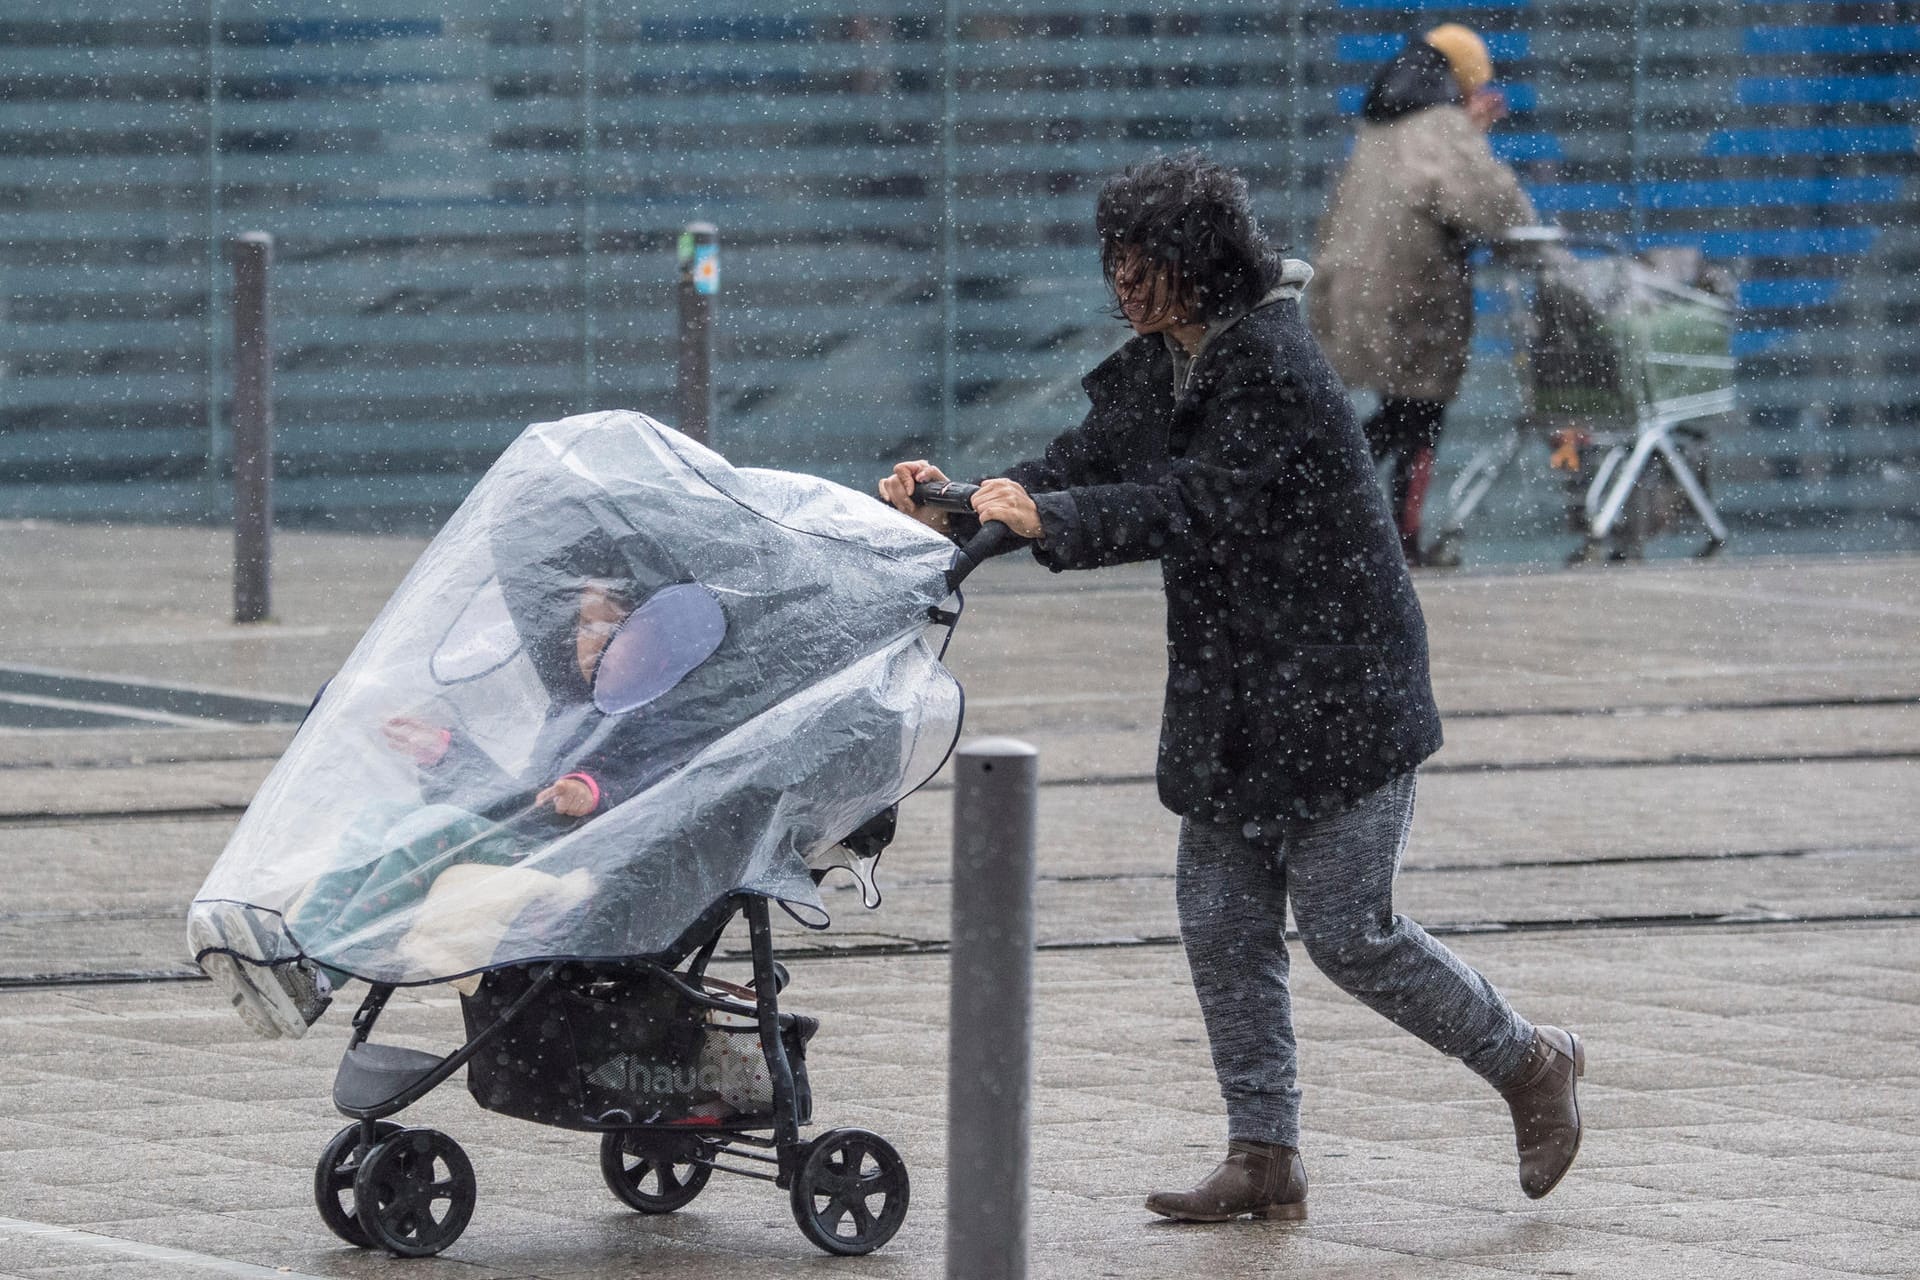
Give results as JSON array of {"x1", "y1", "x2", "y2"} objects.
[{"x1": 575, "y1": 583, "x2": 632, "y2": 683}]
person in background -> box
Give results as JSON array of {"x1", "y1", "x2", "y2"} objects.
[{"x1": 1312, "y1": 23, "x2": 1537, "y2": 567}]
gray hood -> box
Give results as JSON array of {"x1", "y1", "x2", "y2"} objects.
[{"x1": 1169, "y1": 258, "x2": 1316, "y2": 391}]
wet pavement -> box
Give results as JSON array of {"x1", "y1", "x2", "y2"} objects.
[{"x1": 1, "y1": 519, "x2": 1916, "y2": 1278}]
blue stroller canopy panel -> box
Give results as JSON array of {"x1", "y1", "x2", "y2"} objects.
[
  {"x1": 592, "y1": 583, "x2": 728, "y2": 716},
  {"x1": 190, "y1": 411, "x2": 963, "y2": 985}
]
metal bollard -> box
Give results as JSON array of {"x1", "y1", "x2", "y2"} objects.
[
  {"x1": 947, "y1": 737, "x2": 1037, "y2": 1280},
  {"x1": 675, "y1": 222, "x2": 717, "y2": 444},
  {"x1": 231, "y1": 231, "x2": 274, "y2": 624}
]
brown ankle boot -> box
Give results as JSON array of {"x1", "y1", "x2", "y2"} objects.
[
  {"x1": 1499, "y1": 1026, "x2": 1585, "y2": 1199},
  {"x1": 1145, "y1": 1141, "x2": 1307, "y2": 1222}
]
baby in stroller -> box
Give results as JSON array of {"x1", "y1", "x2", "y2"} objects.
[{"x1": 192, "y1": 523, "x2": 727, "y2": 1039}]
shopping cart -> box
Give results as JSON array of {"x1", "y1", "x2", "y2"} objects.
[{"x1": 1429, "y1": 228, "x2": 1737, "y2": 565}]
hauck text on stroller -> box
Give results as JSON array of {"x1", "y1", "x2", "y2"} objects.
[{"x1": 186, "y1": 410, "x2": 1011, "y2": 1258}]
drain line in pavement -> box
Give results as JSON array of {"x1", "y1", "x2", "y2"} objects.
[{"x1": 2, "y1": 909, "x2": 1915, "y2": 992}]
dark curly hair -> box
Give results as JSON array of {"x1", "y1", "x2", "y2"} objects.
[{"x1": 1096, "y1": 151, "x2": 1283, "y2": 326}]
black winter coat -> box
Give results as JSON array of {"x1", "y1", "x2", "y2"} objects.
[{"x1": 997, "y1": 299, "x2": 1443, "y2": 832}]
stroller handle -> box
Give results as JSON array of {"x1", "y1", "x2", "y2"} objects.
[
  {"x1": 1497, "y1": 225, "x2": 1621, "y2": 257},
  {"x1": 913, "y1": 479, "x2": 980, "y2": 512},
  {"x1": 907, "y1": 481, "x2": 1019, "y2": 591},
  {"x1": 947, "y1": 519, "x2": 1018, "y2": 590}
]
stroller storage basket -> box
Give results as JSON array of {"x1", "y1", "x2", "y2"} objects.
[{"x1": 462, "y1": 963, "x2": 813, "y2": 1132}]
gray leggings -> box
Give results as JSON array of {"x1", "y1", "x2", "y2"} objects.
[{"x1": 1175, "y1": 772, "x2": 1533, "y2": 1148}]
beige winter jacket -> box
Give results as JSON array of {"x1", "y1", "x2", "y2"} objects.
[{"x1": 1312, "y1": 105, "x2": 1536, "y2": 403}]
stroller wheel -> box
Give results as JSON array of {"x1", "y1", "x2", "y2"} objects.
[
  {"x1": 313, "y1": 1121, "x2": 404, "y2": 1247},
  {"x1": 789, "y1": 1127, "x2": 909, "y2": 1256},
  {"x1": 599, "y1": 1131, "x2": 712, "y2": 1213},
  {"x1": 352, "y1": 1127, "x2": 476, "y2": 1258}
]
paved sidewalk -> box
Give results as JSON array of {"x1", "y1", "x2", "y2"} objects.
[
  {"x1": 4, "y1": 922, "x2": 1918, "y2": 1280},
  {"x1": 0, "y1": 521, "x2": 1916, "y2": 1278}
]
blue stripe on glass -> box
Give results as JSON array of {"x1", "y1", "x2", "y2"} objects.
[
  {"x1": 1338, "y1": 83, "x2": 1537, "y2": 112},
  {"x1": 1739, "y1": 75, "x2": 1920, "y2": 105},
  {"x1": 1731, "y1": 330, "x2": 1793, "y2": 358},
  {"x1": 1745, "y1": 24, "x2": 1920, "y2": 55},
  {"x1": 1635, "y1": 227, "x2": 1879, "y2": 258},
  {"x1": 1639, "y1": 177, "x2": 1904, "y2": 210},
  {"x1": 1338, "y1": 0, "x2": 1529, "y2": 10},
  {"x1": 1739, "y1": 279, "x2": 1839, "y2": 309},
  {"x1": 1704, "y1": 126, "x2": 1917, "y2": 157},
  {"x1": 1338, "y1": 35, "x2": 1408, "y2": 60},
  {"x1": 1491, "y1": 131, "x2": 1563, "y2": 161},
  {"x1": 1526, "y1": 182, "x2": 1629, "y2": 212},
  {"x1": 221, "y1": 73, "x2": 445, "y2": 98},
  {"x1": 242, "y1": 19, "x2": 443, "y2": 45},
  {"x1": 633, "y1": 16, "x2": 815, "y2": 41},
  {"x1": 1337, "y1": 32, "x2": 1530, "y2": 60}
]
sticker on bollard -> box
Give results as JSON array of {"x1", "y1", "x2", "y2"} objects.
[{"x1": 678, "y1": 226, "x2": 720, "y2": 295}]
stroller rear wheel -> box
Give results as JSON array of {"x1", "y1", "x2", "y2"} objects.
[
  {"x1": 313, "y1": 1121, "x2": 404, "y2": 1247},
  {"x1": 789, "y1": 1127, "x2": 909, "y2": 1256},
  {"x1": 599, "y1": 1132, "x2": 713, "y2": 1213},
  {"x1": 352, "y1": 1127, "x2": 477, "y2": 1257}
]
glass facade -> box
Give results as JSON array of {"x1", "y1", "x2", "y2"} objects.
[{"x1": 2, "y1": 0, "x2": 1915, "y2": 554}]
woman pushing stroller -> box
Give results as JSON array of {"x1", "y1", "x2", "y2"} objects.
[{"x1": 880, "y1": 152, "x2": 1584, "y2": 1216}]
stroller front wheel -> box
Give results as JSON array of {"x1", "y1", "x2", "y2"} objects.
[
  {"x1": 789, "y1": 1127, "x2": 909, "y2": 1256},
  {"x1": 313, "y1": 1120, "x2": 404, "y2": 1247},
  {"x1": 352, "y1": 1127, "x2": 477, "y2": 1257},
  {"x1": 599, "y1": 1132, "x2": 713, "y2": 1213}
]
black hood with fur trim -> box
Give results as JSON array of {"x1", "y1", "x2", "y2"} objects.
[{"x1": 1361, "y1": 38, "x2": 1463, "y2": 124}]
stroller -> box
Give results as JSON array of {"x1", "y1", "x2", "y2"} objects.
[
  {"x1": 187, "y1": 412, "x2": 1010, "y2": 1258},
  {"x1": 1431, "y1": 227, "x2": 1737, "y2": 564}
]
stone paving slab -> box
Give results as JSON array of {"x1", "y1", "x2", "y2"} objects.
[
  {"x1": 1, "y1": 924, "x2": 1916, "y2": 1279},
  {"x1": 5, "y1": 527, "x2": 1918, "y2": 727},
  {"x1": 14, "y1": 693, "x2": 1918, "y2": 818},
  {"x1": 3, "y1": 526, "x2": 1918, "y2": 1276},
  {"x1": 942, "y1": 554, "x2": 1920, "y2": 717},
  {"x1": 5, "y1": 752, "x2": 1916, "y2": 979},
  {"x1": 0, "y1": 762, "x2": 269, "y2": 818},
  {"x1": 7, "y1": 831, "x2": 1914, "y2": 985},
  {"x1": 0, "y1": 727, "x2": 297, "y2": 774},
  {"x1": 0, "y1": 524, "x2": 427, "y2": 704},
  {"x1": 969, "y1": 701, "x2": 1920, "y2": 785}
]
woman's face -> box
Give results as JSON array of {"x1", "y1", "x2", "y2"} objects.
[{"x1": 1112, "y1": 250, "x2": 1189, "y2": 337}]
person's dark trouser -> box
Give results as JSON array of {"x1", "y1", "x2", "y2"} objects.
[
  {"x1": 1175, "y1": 772, "x2": 1534, "y2": 1148},
  {"x1": 1361, "y1": 397, "x2": 1448, "y2": 555}
]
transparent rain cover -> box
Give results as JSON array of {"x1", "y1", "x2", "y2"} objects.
[{"x1": 190, "y1": 411, "x2": 963, "y2": 985}]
